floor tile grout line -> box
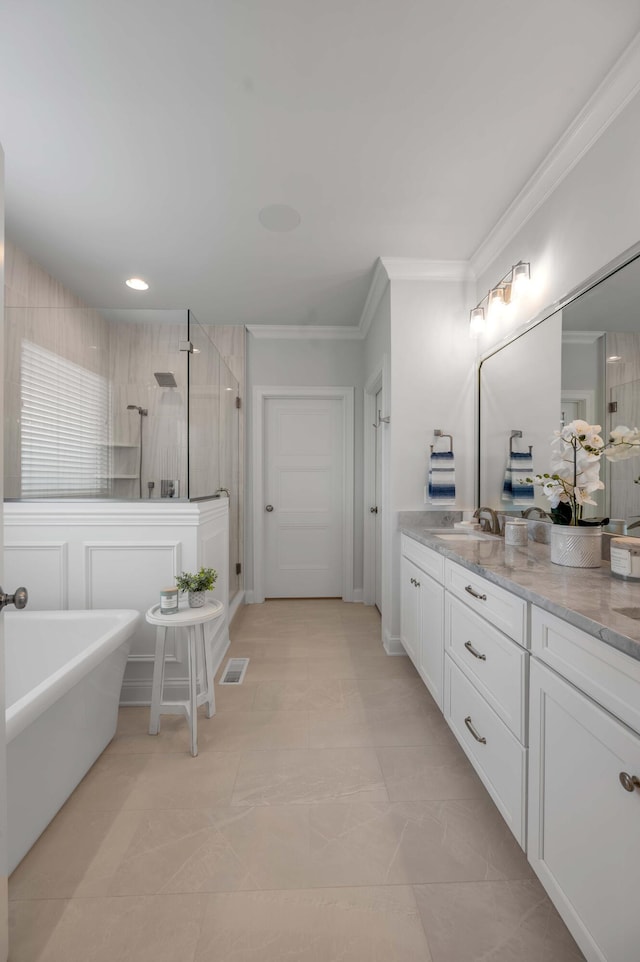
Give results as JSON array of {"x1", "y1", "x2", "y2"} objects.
[{"x1": 8, "y1": 874, "x2": 539, "y2": 904}]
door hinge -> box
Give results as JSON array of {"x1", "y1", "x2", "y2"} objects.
[
  {"x1": 179, "y1": 340, "x2": 194, "y2": 353},
  {"x1": 235, "y1": 396, "x2": 242, "y2": 409},
  {"x1": 235, "y1": 562, "x2": 242, "y2": 575},
  {"x1": 608, "y1": 401, "x2": 618, "y2": 413}
]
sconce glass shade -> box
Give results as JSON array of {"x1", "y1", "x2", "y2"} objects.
[
  {"x1": 511, "y1": 261, "x2": 530, "y2": 296},
  {"x1": 469, "y1": 306, "x2": 485, "y2": 337},
  {"x1": 487, "y1": 286, "x2": 505, "y2": 321}
]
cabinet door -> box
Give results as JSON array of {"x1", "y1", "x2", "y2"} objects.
[
  {"x1": 418, "y1": 573, "x2": 444, "y2": 709},
  {"x1": 400, "y1": 555, "x2": 420, "y2": 665},
  {"x1": 529, "y1": 659, "x2": 640, "y2": 962}
]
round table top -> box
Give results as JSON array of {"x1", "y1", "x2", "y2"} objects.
[{"x1": 145, "y1": 599, "x2": 224, "y2": 627}]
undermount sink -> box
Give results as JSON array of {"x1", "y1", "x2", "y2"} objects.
[{"x1": 434, "y1": 532, "x2": 496, "y2": 542}]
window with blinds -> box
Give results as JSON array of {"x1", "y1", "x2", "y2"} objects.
[{"x1": 20, "y1": 340, "x2": 111, "y2": 497}]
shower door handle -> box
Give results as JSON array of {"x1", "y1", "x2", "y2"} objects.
[{"x1": 0, "y1": 586, "x2": 28, "y2": 610}]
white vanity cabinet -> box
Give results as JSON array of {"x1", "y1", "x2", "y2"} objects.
[
  {"x1": 400, "y1": 535, "x2": 445, "y2": 709},
  {"x1": 443, "y1": 559, "x2": 528, "y2": 847},
  {"x1": 529, "y1": 607, "x2": 640, "y2": 962}
]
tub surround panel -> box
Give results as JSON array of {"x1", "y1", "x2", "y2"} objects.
[
  {"x1": 4, "y1": 500, "x2": 230, "y2": 705},
  {"x1": 400, "y1": 520, "x2": 640, "y2": 661}
]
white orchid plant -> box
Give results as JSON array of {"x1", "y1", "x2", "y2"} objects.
[{"x1": 530, "y1": 420, "x2": 640, "y2": 526}]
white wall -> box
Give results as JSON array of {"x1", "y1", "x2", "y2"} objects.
[
  {"x1": 364, "y1": 285, "x2": 391, "y2": 384},
  {"x1": 474, "y1": 90, "x2": 640, "y2": 353},
  {"x1": 0, "y1": 142, "x2": 8, "y2": 962},
  {"x1": 245, "y1": 334, "x2": 365, "y2": 595},
  {"x1": 387, "y1": 277, "x2": 476, "y2": 645}
]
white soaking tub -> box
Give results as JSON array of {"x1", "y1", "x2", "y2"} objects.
[{"x1": 4, "y1": 608, "x2": 139, "y2": 872}]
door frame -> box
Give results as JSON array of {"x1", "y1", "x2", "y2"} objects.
[
  {"x1": 363, "y1": 356, "x2": 391, "y2": 645},
  {"x1": 251, "y1": 386, "x2": 355, "y2": 605}
]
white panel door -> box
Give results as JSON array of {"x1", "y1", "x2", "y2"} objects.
[{"x1": 264, "y1": 397, "x2": 343, "y2": 598}]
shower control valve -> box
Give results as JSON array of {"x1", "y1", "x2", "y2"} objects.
[{"x1": 0, "y1": 586, "x2": 28, "y2": 610}]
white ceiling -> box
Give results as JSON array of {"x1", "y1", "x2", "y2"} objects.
[{"x1": 1, "y1": 0, "x2": 640, "y2": 326}]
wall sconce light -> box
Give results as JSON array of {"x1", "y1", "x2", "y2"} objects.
[{"x1": 468, "y1": 260, "x2": 531, "y2": 337}]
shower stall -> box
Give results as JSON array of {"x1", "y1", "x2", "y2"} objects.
[{"x1": 4, "y1": 307, "x2": 243, "y2": 603}]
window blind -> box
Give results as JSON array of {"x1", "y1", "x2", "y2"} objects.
[{"x1": 20, "y1": 340, "x2": 111, "y2": 497}]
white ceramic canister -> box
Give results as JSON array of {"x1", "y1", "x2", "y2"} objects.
[
  {"x1": 504, "y1": 517, "x2": 528, "y2": 546},
  {"x1": 610, "y1": 537, "x2": 640, "y2": 581}
]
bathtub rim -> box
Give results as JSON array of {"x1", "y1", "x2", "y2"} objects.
[{"x1": 5, "y1": 608, "x2": 139, "y2": 743}]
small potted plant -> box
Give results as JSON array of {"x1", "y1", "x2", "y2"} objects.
[{"x1": 175, "y1": 567, "x2": 217, "y2": 608}]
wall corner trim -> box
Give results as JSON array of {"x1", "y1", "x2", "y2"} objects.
[{"x1": 470, "y1": 31, "x2": 640, "y2": 278}]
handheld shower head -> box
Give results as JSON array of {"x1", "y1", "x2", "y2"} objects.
[{"x1": 127, "y1": 404, "x2": 148, "y2": 416}]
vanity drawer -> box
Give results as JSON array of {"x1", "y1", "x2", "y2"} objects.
[
  {"x1": 531, "y1": 605, "x2": 640, "y2": 735},
  {"x1": 444, "y1": 655, "x2": 526, "y2": 847},
  {"x1": 445, "y1": 594, "x2": 527, "y2": 742},
  {"x1": 401, "y1": 534, "x2": 444, "y2": 584},
  {"x1": 445, "y1": 559, "x2": 527, "y2": 646}
]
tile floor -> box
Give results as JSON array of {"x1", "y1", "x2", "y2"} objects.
[{"x1": 9, "y1": 600, "x2": 585, "y2": 961}]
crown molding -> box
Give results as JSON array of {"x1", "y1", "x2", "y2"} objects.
[
  {"x1": 247, "y1": 324, "x2": 364, "y2": 340},
  {"x1": 357, "y1": 258, "x2": 390, "y2": 339},
  {"x1": 471, "y1": 31, "x2": 640, "y2": 279},
  {"x1": 561, "y1": 330, "x2": 604, "y2": 345},
  {"x1": 379, "y1": 257, "x2": 472, "y2": 282}
]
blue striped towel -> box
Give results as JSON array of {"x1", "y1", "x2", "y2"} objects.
[
  {"x1": 502, "y1": 450, "x2": 534, "y2": 503},
  {"x1": 428, "y1": 450, "x2": 456, "y2": 504}
]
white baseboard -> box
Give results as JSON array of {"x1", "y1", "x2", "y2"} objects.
[
  {"x1": 351, "y1": 589, "x2": 364, "y2": 603},
  {"x1": 120, "y1": 631, "x2": 231, "y2": 706},
  {"x1": 383, "y1": 629, "x2": 406, "y2": 656},
  {"x1": 228, "y1": 590, "x2": 245, "y2": 624}
]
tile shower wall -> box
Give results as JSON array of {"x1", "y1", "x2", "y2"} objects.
[{"x1": 106, "y1": 316, "x2": 188, "y2": 500}]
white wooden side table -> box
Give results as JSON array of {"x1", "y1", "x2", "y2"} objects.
[{"x1": 145, "y1": 600, "x2": 224, "y2": 756}]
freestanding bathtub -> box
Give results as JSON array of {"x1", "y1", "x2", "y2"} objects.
[{"x1": 5, "y1": 608, "x2": 139, "y2": 872}]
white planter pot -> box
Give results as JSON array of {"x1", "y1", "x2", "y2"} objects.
[
  {"x1": 550, "y1": 525, "x2": 602, "y2": 568},
  {"x1": 188, "y1": 591, "x2": 206, "y2": 608}
]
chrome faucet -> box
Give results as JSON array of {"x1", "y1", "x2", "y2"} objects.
[
  {"x1": 521, "y1": 506, "x2": 551, "y2": 520},
  {"x1": 627, "y1": 519, "x2": 640, "y2": 531},
  {"x1": 473, "y1": 507, "x2": 501, "y2": 535}
]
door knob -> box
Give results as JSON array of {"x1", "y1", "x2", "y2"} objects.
[
  {"x1": 265, "y1": 504, "x2": 274, "y2": 512},
  {"x1": 370, "y1": 506, "x2": 378, "y2": 514},
  {"x1": 0, "y1": 586, "x2": 28, "y2": 610}
]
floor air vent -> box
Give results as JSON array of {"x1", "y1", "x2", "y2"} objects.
[{"x1": 219, "y1": 657, "x2": 249, "y2": 685}]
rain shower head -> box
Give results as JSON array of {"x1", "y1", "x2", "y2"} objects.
[
  {"x1": 127, "y1": 404, "x2": 148, "y2": 415},
  {"x1": 154, "y1": 372, "x2": 177, "y2": 388}
]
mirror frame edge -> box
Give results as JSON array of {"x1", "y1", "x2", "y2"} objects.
[{"x1": 475, "y1": 237, "x2": 640, "y2": 507}]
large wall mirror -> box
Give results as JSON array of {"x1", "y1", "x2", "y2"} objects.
[{"x1": 478, "y1": 245, "x2": 640, "y2": 528}]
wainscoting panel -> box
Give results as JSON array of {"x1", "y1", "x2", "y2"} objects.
[
  {"x1": 84, "y1": 541, "x2": 182, "y2": 660},
  {"x1": 4, "y1": 542, "x2": 68, "y2": 610},
  {"x1": 4, "y1": 499, "x2": 231, "y2": 704}
]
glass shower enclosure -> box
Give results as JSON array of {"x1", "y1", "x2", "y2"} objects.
[{"x1": 4, "y1": 306, "x2": 241, "y2": 595}]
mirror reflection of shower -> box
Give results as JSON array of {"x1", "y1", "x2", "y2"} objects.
[{"x1": 126, "y1": 404, "x2": 147, "y2": 498}]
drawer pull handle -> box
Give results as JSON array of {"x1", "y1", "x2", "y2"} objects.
[
  {"x1": 464, "y1": 640, "x2": 487, "y2": 661},
  {"x1": 465, "y1": 585, "x2": 487, "y2": 601},
  {"x1": 464, "y1": 715, "x2": 487, "y2": 744},
  {"x1": 619, "y1": 772, "x2": 640, "y2": 793}
]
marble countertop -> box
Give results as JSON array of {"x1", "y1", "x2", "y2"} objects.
[{"x1": 400, "y1": 521, "x2": 640, "y2": 662}]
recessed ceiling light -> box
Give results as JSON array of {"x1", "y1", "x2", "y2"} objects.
[
  {"x1": 607, "y1": 355, "x2": 623, "y2": 362},
  {"x1": 125, "y1": 277, "x2": 149, "y2": 291},
  {"x1": 258, "y1": 204, "x2": 301, "y2": 233}
]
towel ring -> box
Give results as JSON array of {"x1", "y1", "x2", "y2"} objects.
[
  {"x1": 510, "y1": 430, "x2": 532, "y2": 456},
  {"x1": 431, "y1": 429, "x2": 454, "y2": 455}
]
